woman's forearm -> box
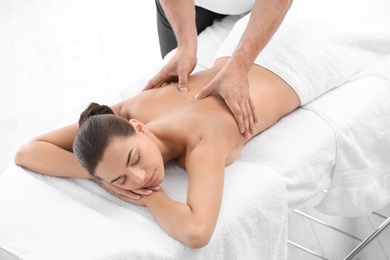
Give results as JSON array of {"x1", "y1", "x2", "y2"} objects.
[
  {"x1": 14, "y1": 140, "x2": 90, "y2": 179},
  {"x1": 143, "y1": 192, "x2": 214, "y2": 249}
]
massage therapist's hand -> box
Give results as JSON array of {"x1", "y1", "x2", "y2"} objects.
[
  {"x1": 99, "y1": 180, "x2": 163, "y2": 207},
  {"x1": 195, "y1": 60, "x2": 259, "y2": 139},
  {"x1": 143, "y1": 47, "x2": 197, "y2": 93}
]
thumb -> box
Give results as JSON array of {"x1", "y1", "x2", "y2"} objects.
[
  {"x1": 178, "y1": 73, "x2": 189, "y2": 93},
  {"x1": 194, "y1": 84, "x2": 214, "y2": 100}
]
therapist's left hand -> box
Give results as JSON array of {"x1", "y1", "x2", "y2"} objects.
[
  {"x1": 194, "y1": 61, "x2": 258, "y2": 139},
  {"x1": 143, "y1": 47, "x2": 197, "y2": 93}
]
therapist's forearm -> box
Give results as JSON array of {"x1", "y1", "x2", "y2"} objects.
[
  {"x1": 14, "y1": 141, "x2": 91, "y2": 179},
  {"x1": 230, "y1": 0, "x2": 292, "y2": 71},
  {"x1": 160, "y1": 0, "x2": 197, "y2": 52}
]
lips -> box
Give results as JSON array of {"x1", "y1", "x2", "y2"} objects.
[{"x1": 144, "y1": 170, "x2": 157, "y2": 187}]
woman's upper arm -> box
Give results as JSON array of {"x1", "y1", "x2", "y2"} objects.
[{"x1": 185, "y1": 140, "x2": 226, "y2": 240}]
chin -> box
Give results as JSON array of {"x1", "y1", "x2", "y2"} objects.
[{"x1": 157, "y1": 168, "x2": 165, "y2": 184}]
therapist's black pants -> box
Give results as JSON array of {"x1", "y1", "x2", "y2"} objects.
[{"x1": 155, "y1": 0, "x2": 226, "y2": 58}]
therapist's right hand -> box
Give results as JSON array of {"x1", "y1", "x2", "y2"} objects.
[{"x1": 143, "y1": 48, "x2": 197, "y2": 93}]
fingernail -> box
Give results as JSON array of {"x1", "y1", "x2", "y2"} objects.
[
  {"x1": 180, "y1": 87, "x2": 188, "y2": 93},
  {"x1": 194, "y1": 94, "x2": 199, "y2": 100}
]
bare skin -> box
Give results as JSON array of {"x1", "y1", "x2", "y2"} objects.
[
  {"x1": 145, "y1": 0, "x2": 293, "y2": 138},
  {"x1": 14, "y1": 57, "x2": 300, "y2": 248}
]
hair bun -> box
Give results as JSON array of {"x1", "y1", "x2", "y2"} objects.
[{"x1": 78, "y1": 102, "x2": 114, "y2": 126}]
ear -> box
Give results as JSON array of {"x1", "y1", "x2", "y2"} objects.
[{"x1": 129, "y1": 119, "x2": 147, "y2": 134}]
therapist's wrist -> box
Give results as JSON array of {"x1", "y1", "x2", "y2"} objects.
[
  {"x1": 177, "y1": 40, "x2": 197, "y2": 56},
  {"x1": 225, "y1": 55, "x2": 251, "y2": 75},
  {"x1": 176, "y1": 44, "x2": 197, "y2": 64}
]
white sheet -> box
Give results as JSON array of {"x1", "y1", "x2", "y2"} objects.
[{"x1": 0, "y1": 161, "x2": 287, "y2": 260}]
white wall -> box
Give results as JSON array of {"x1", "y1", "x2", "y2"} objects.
[{"x1": 0, "y1": 0, "x2": 162, "y2": 173}]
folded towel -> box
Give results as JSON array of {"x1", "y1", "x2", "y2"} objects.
[
  {"x1": 0, "y1": 161, "x2": 287, "y2": 260},
  {"x1": 305, "y1": 57, "x2": 390, "y2": 216},
  {"x1": 215, "y1": 0, "x2": 390, "y2": 105}
]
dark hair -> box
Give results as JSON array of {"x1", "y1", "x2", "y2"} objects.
[{"x1": 73, "y1": 102, "x2": 135, "y2": 176}]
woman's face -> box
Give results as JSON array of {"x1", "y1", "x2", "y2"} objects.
[{"x1": 95, "y1": 127, "x2": 165, "y2": 191}]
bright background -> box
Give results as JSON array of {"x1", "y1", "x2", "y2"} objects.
[
  {"x1": 1, "y1": 1, "x2": 389, "y2": 259},
  {"x1": 0, "y1": 0, "x2": 161, "y2": 173}
]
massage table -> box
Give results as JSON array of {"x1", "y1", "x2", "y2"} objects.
[{"x1": 1, "y1": 0, "x2": 390, "y2": 259}]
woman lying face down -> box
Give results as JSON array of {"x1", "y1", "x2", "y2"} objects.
[
  {"x1": 14, "y1": 57, "x2": 300, "y2": 248},
  {"x1": 74, "y1": 107, "x2": 165, "y2": 194}
]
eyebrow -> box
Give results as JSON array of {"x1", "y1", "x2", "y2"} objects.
[{"x1": 110, "y1": 148, "x2": 133, "y2": 184}]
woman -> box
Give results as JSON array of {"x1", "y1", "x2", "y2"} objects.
[
  {"x1": 14, "y1": 57, "x2": 300, "y2": 248},
  {"x1": 14, "y1": 0, "x2": 383, "y2": 246}
]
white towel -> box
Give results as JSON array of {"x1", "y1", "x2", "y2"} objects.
[
  {"x1": 306, "y1": 57, "x2": 390, "y2": 216},
  {"x1": 0, "y1": 161, "x2": 287, "y2": 260},
  {"x1": 194, "y1": 0, "x2": 254, "y2": 15},
  {"x1": 215, "y1": 0, "x2": 390, "y2": 105},
  {"x1": 211, "y1": 0, "x2": 390, "y2": 216}
]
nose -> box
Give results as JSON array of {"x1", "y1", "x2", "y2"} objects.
[{"x1": 133, "y1": 169, "x2": 146, "y2": 184}]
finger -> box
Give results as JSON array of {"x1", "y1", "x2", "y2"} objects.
[
  {"x1": 116, "y1": 193, "x2": 140, "y2": 203},
  {"x1": 143, "y1": 79, "x2": 163, "y2": 91},
  {"x1": 126, "y1": 191, "x2": 142, "y2": 200},
  {"x1": 102, "y1": 184, "x2": 142, "y2": 200},
  {"x1": 240, "y1": 102, "x2": 250, "y2": 139},
  {"x1": 132, "y1": 188, "x2": 153, "y2": 196},
  {"x1": 247, "y1": 107, "x2": 255, "y2": 137},
  {"x1": 143, "y1": 72, "x2": 170, "y2": 91},
  {"x1": 100, "y1": 180, "x2": 142, "y2": 199},
  {"x1": 249, "y1": 97, "x2": 259, "y2": 124},
  {"x1": 118, "y1": 190, "x2": 142, "y2": 200},
  {"x1": 246, "y1": 100, "x2": 255, "y2": 135},
  {"x1": 178, "y1": 73, "x2": 189, "y2": 93},
  {"x1": 226, "y1": 99, "x2": 244, "y2": 134},
  {"x1": 194, "y1": 84, "x2": 214, "y2": 100},
  {"x1": 148, "y1": 186, "x2": 164, "y2": 192}
]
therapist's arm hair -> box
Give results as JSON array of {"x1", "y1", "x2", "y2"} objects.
[{"x1": 231, "y1": 0, "x2": 293, "y2": 72}]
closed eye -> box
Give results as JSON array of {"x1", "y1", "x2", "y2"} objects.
[
  {"x1": 134, "y1": 156, "x2": 141, "y2": 165},
  {"x1": 119, "y1": 175, "x2": 127, "y2": 185}
]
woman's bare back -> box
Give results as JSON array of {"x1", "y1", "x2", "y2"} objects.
[{"x1": 116, "y1": 58, "x2": 300, "y2": 166}]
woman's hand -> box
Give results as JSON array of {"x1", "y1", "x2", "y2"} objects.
[
  {"x1": 98, "y1": 179, "x2": 164, "y2": 207},
  {"x1": 143, "y1": 47, "x2": 197, "y2": 93}
]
